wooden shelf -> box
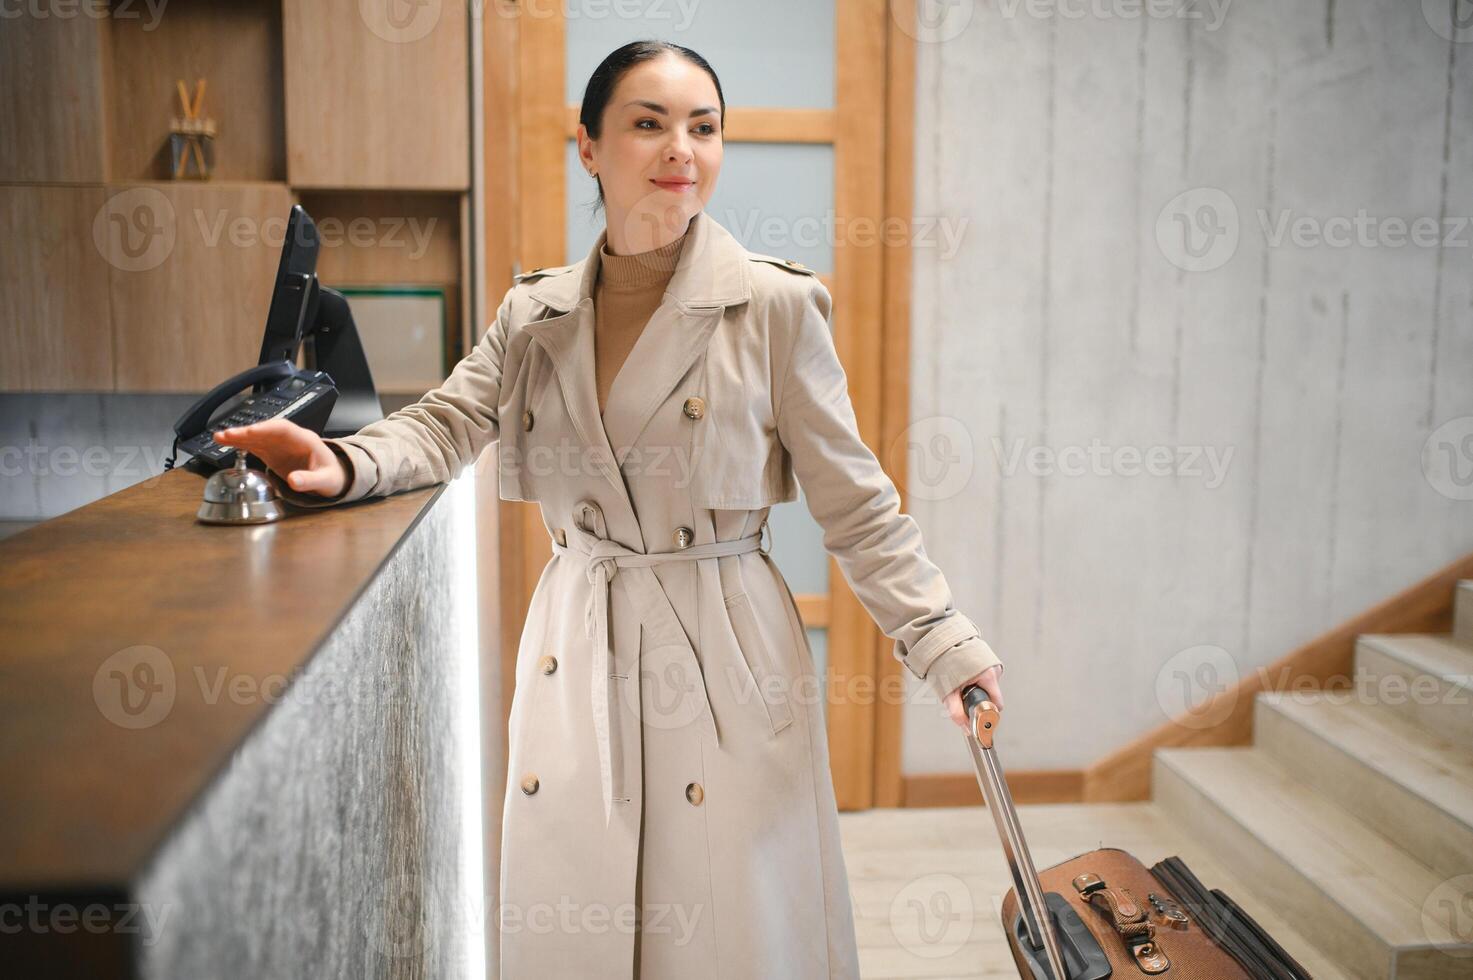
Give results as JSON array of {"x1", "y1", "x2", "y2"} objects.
[{"x1": 105, "y1": 0, "x2": 285, "y2": 183}]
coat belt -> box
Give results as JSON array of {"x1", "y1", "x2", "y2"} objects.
[{"x1": 551, "y1": 521, "x2": 766, "y2": 825}]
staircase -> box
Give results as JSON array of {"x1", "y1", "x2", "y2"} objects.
[{"x1": 1154, "y1": 580, "x2": 1473, "y2": 980}]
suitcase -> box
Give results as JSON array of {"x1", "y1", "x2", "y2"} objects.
[{"x1": 960, "y1": 684, "x2": 1314, "y2": 979}]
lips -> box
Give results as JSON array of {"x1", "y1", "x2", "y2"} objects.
[{"x1": 650, "y1": 177, "x2": 695, "y2": 191}]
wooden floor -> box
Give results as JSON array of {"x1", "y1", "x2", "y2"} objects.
[{"x1": 838, "y1": 802, "x2": 1352, "y2": 979}]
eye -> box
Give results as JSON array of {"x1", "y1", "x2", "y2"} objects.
[
  {"x1": 693, "y1": 121, "x2": 717, "y2": 136},
  {"x1": 635, "y1": 117, "x2": 659, "y2": 130}
]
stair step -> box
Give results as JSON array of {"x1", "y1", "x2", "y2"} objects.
[
  {"x1": 1154, "y1": 746, "x2": 1473, "y2": 980},
  {"x1": 1255, "y1": 691, "x2": 1473, "y2": 876},
  {"x1": 1456, "y1": 581, "x2": 1473, "y2": 649},
  {"x1": 1354, "y1": 634, "x2": 1473, "y2": 747}
]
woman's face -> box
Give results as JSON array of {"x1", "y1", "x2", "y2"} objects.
[{"x1": 578, "y1": 53, "x2": 724, "y2": 251}]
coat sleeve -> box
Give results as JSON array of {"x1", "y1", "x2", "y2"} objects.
[
  {"x1": 267, "y1": 288, "x2": 512, "y2": 508},
  {"x1": 772, "y1": 278, "x2": 1003, "y2": 705}
]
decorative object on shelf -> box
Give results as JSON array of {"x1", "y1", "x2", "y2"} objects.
[{"x1": 169, "y1": 78, "x2": 216, "y2": 180}]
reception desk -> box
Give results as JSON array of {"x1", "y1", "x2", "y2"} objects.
[{"x1": 0, "y1": 465, "x2": 488, "y2": 979}]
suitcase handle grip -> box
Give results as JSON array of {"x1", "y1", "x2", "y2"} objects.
[{"x1": 961, "y1": 683, "x2": 999, "y2": 748}]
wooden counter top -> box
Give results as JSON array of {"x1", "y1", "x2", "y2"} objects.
[{"x1": 0, "y1": 464, "x2": 445, "y2": 890}]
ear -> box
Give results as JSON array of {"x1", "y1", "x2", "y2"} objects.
[{"x1": 575, "y1": 123, "x2": 596, "y2": 173}]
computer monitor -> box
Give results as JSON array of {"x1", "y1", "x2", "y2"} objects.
[{"x1": 256, "y1": 204, "x2": 321, "y2": 367}]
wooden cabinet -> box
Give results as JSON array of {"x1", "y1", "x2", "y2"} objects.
[
  {"x1": 0, "y1": 16, "x2": 107, "y2": 183},
  {"x1": 1, "y1": 2, "x2": 474, "y2": 393},
  {"x1": 107, "y1": 182, "x2": 295, "y2": 392},
  {"x1": 283, "y1": 0, "x2": 469, "y2": 190},
  {"x1": 0, "y1": 186, "x2": 113, "y2": 390}
]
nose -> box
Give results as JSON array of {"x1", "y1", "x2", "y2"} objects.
[{"x1": 663, "y1": 128, "x2": 693, "y2": 165}]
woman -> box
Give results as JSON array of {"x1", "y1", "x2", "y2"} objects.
[{"x1": 215, "y1": 40, "x2": 1004, "y2": 979}]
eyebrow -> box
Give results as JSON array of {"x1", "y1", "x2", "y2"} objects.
[{"x1": 623, "y1": 100, "x2": 720, "y2": 118}]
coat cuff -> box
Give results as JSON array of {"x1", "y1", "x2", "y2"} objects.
[
  {"x1": 920, "y1": 635, "x2": 1004, "y2": 705},
  {"x1": 897, "y1": 613, "x2": 1005, "y2": 703},
  {"x1": 264, "y1": 440, "x2": 374, "y2": 509}
]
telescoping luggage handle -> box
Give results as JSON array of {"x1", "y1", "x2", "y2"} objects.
[{"x1": 962, "y1": 683, "x2": 1070, "y2": 980}]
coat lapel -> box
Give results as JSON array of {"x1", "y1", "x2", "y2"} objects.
[{"x1": 523, "y1": 210, "x2": 755, "y2": 507}]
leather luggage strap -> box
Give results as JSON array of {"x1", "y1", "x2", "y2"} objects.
[{"x1": 1073, "y1": 872, "x2": 1171, "y2": 974}]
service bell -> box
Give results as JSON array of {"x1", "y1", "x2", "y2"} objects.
[{"x1": 196, "y1": 452, "x2": 285, "y2": 525}]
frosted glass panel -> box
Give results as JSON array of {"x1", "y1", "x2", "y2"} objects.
[
  {"x1": 565, "y1": 3, "x2": 834, "y2": 110},
  {"x1": 705, "y1": 143, "x2": 834, "y2": 273},
  {"x1": 768, "y1": 488, "x2": 826, "y2": 594},
  {"x1": 566, "y1": 141, "x2": 835, "y2": 273}
]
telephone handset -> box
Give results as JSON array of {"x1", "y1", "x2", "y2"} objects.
[{"x1": 168, "y1": 361, "x2": 338, "y2": 469}]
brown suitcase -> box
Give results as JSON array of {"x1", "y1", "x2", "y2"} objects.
[{"x1": 960, "y1": 685, "x2": 1313, "y2": 979}]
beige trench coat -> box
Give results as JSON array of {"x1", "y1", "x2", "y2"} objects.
[{"x1": 272, "y1": 209, "x2": 1004, "y2": 978}]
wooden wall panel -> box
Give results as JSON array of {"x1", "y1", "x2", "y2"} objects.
[
  {"x1": 283, "y1": 0, "x2": 469, "y2": 190},
  {"x1": 0, "y1": 16, "x2": 107, "y2": 182},
  {"x1": 108, "y1": 182, "x2": 294, "y2": 391},
  {"x1": 827, "y1": 0, "x2": 890, "y2": 812},
  {"x1": 0, "y1": 185, "x2": 113, "y2": 390}
]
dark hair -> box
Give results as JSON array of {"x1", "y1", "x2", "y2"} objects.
[{"x1": 579, "y1": 40, "x2": 726, "y2": 211}]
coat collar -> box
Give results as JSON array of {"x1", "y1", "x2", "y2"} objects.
[
  {"x1": 526, "y1": 208, "x2": 753, "y2": 313},
  {"x1": 521, "y1": 211, "x2": 748, "y2": 540}
]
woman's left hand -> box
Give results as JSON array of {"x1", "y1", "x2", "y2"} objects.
[{"x1": 943, "y1": 664, "x2": 1004, "y2": 729}]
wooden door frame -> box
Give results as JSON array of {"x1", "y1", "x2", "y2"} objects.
[{"x1": 482, "y1": 0, "x2": 916, "y2": 812}]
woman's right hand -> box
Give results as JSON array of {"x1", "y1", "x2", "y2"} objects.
[{"x1": 210, "y1": 418, "x2": 348, "y2": 499}]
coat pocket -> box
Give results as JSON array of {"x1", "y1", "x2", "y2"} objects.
[{"x1": 723, "y1": 590, "x2": 794, "y2": 735}]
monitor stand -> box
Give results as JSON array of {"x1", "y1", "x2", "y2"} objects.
[{"x1": 305, "y1": 287, "x2": 386, "y2": 438}]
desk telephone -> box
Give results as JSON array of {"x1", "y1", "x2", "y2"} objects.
[
  {"x1": 166, "y1": 205, "x2": 383, "y2": 471},
  {"x1": 171, "y1": 361, "x2": 337, "y2": 467}
]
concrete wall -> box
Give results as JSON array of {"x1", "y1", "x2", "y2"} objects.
[{"x1": 902, "y1": 0, "x2": 1473, "y2": 772}]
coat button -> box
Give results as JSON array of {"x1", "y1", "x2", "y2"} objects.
[
  {"x1": 682, "y1": 396, "x2": 706, "y2": 420},
  {"x1": 685, "y1": 781, "x2": 704, "y2": 806},
  {"x1": 522, "y1": 409, "x2": 534, "y2": 431},
  {"x1": 553, "y1": 527, "x2": 566, "y2": 546},
  {"x1": 538, "y1": 655, "x2": 558, "y2": 675},
  {"x1": 674, "y1": 526, "x2": 694, "y2": 549},
  {"x1": 521, "y1": 773, "x2": 540, "y2": 795}
]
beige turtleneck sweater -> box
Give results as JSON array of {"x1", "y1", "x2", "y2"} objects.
[{"x1": 593, "y1": 228, "x2": 687, "y2": 415}]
